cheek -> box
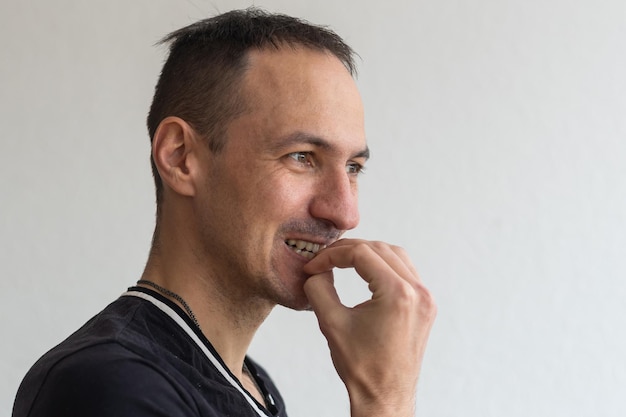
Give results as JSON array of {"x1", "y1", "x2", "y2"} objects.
[
  {"x1": 219, "y1": 158, "x2": 315, "y2": 227},
  {"x1": 264, "y1": 177, "x2": 313, "y2": 217}
]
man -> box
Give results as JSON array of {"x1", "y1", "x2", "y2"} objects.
[{"x1": 13, "y1": 8, "x2": 436, "y2": 417}]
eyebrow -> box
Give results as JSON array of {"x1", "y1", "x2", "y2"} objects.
[{"x1": 271, "y1": 131, "x2": 370, "y2": 160}]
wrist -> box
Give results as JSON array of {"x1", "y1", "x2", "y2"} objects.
[{"x1": 347, "y1": 384, "x2": 416, "y2": 417}]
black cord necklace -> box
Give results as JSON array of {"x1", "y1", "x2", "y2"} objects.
[{"x1": 137, "y1": 280, "x2": 200, "y2": 329}]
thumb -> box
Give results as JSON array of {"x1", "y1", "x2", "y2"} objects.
[{"x1": 303, "y1": 271, "x2": 343, "y2": 317}]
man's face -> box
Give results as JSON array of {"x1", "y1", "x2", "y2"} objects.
[{"x1": 193, "y1": 47, "x2": 367, "y2": 310}]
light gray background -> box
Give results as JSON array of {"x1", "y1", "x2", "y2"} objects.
[{"x1": 2, "y1": 0, "x2": 625, "y2": 416}]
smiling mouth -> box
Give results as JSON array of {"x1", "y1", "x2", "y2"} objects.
[{"x1": 285, "y1": 239, "x2": 325, "y2": 260}]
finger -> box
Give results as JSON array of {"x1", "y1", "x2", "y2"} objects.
[
  {"x1": 387, "y1": 245, "x2": 423, "y2": 285},
  {"x1": 307, "y1": 240, "x2": 419, "y2": 287},
  {"x1": 317, "y1": 239, "x2": 417, "y2": 282},
  {"x1": 304, "y1": 243, "x2": 404, "y2": 296},
  {"x1": 367, "y1": 242, "x2": 419, "y2": 286},
  {"x1": 303, "y1": 271, "x2": 345, "y2": 317}
]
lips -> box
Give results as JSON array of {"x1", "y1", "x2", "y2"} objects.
[{"x1": 285, "y1": 239, "x2": 324, "y2": 259}]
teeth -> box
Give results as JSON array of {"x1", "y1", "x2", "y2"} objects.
[{"x1": 286, "y1": 239, "x2": 324, "y2": 257}]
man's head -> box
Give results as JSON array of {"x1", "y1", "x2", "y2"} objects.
[
  {"x1": 147, "y1": 9, "x2": 367, "y2": 310},
  {"x1": 147, "y1": 8, "x2": 357, "y2": 208}
]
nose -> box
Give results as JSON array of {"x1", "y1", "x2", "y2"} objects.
[{"x1": 309, "y1": 169, "x2": 360, "y2": 231}]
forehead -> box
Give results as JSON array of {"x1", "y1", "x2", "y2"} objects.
[
  {"x1": 229, "y1": 46, "x2": 366, "y2": 154},
  {"x1": 242, "y1": 46, "x2": 355, "y2": 98}
]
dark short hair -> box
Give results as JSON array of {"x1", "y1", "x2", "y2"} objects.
[{"x1": 147, "y1": 8, "x2": 357, "y2": 206}]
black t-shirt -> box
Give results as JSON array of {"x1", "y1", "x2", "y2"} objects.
[{"x1": 13, "y1": 287, "x2": 287, "y2": 417}]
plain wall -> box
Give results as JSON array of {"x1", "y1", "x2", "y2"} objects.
[{"x1": 1, "y1": 0, "x2": 625, "y2": 416}]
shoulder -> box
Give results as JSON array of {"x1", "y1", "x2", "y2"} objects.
[
  {"x1": 13, "y1": 295, "x2": 204, "y2": 417},
  {"x1": 14, "y1": 342, "x2": 200, "y2": 417}
]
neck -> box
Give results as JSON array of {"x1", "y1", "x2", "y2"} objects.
[{"x1": 140, "y1": 245, "x2": 274, "y2": 377}]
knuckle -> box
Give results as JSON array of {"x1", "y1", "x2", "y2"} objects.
[
  {"x1": 417, "y1": 285, "x2": 437, "y2": 318},
  {"x1": 353, "y1": 242, "x2": 375, "y2": 258},
  {"x1": 355, "y1": 241, "x2": 372, "y2": 251},
  {"x1": 390, "y1": 244, "x2": 407, "y2": 256},
  {"x1": 392, "y1": 280, "x2": 419, "y2": 306},
  {"x1": 393, "y1": 281, "x2": 437, "y2": 317},
  {"x1": 370, "y1": 240, "x2": 386, "y2": 250}
]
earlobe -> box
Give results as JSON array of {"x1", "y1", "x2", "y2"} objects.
[{"x1": 152, "y1": 117, "x2": 200, "y2": 198}]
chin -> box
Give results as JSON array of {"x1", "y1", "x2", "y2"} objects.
[
  {"x1": 276, "y1": 289, "x2": 311, "y2": 311},
  {"x1": 270, "y1": 265, "x2": 311, "y2": 310},
  {"x1": 275, "y1": 281, "x2": 312, "y2": 311}
]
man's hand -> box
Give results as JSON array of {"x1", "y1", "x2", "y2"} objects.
[{"x1": 303, "y1": 239, "x2": 436, "y2": 417}]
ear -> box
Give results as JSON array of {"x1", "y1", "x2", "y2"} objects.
[{"x1": 151, "y1": 116, "x2": 202, "y2": 198}]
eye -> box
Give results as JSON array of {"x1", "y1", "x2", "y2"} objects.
[
  {"x1": 346, "y1": 162, "x2": 365, "y2": 175},
  {"x1": 288, "y1": 151, "x2": 313, "y2": 166}
]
